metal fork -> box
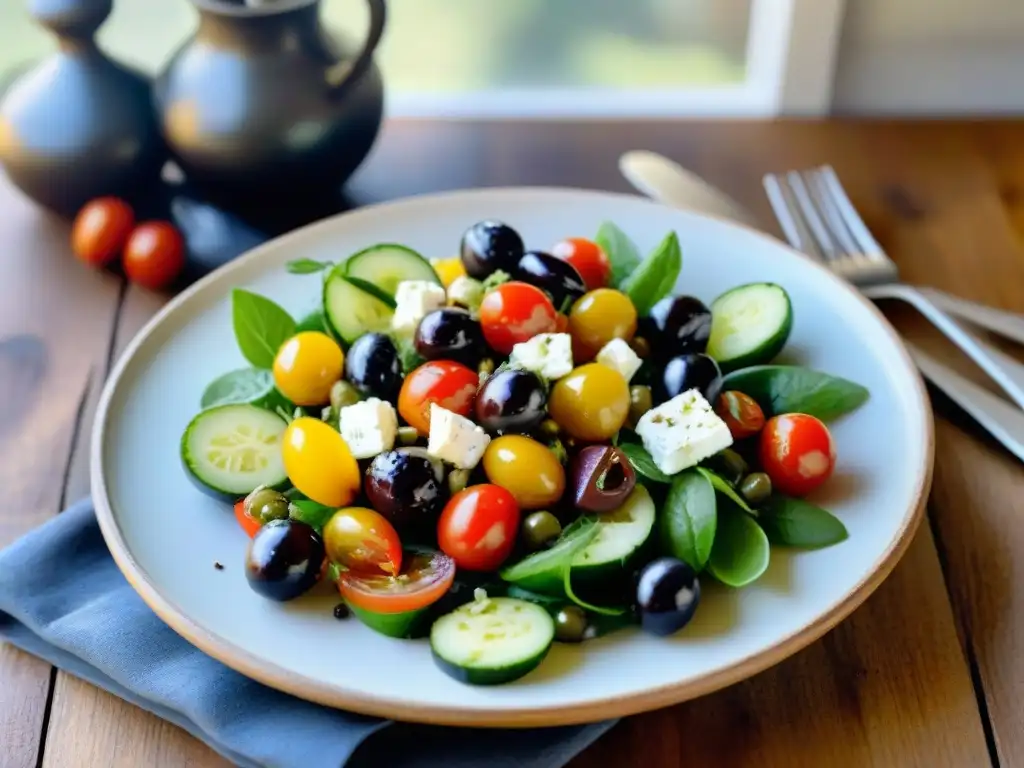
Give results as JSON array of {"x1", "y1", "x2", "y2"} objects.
[{"x1": 764, "y1": 166, "x2": 1024, "y2": 412}]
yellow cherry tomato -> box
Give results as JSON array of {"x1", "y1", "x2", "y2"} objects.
[
  {"x1": 482, "y1": 435, "x2": 566, "y2": 510},
  {"x1": 431, "y1": 256, "x2": 466, "y2": 289},
  {"x1": 548, "y1": 364, "x2": 630, "y2": 442},
  {"x1": 282, "y1": 417, "x2": 360, "y2": 507},
  {"x1": 273, "y1": 331, "x2": 344, "y2": 406},
  {"x1": 568, "y1": 288, "x2": 637, "y2": 361}
]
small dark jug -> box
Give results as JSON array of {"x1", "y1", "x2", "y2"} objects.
[{"x1": 154, "y1": 0, "x2": 386, "y2": 208}]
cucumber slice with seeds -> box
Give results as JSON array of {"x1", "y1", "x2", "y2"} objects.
[
  {"x1": 345, "y1": 244, "x2": 440, "y2": 298},
  {"x1": 707, "y1": 282, "x2": 793, "y2": 372},
  {"x1": 323, "y1": 266, "x2": 396, "y2": 345}
]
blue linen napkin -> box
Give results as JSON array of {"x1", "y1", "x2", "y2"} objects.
[{"x1": 0, "y1": 500, "x2": 616, "y2": 768}]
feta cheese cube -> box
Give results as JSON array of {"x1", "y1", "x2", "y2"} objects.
[
  {"x1": 595, "y1": 338, "x2": 643, "y2": 383},
  {"x1": 509, "y1": 333, "x2": 574, "y2": 381},
  {"x1": 392, "y1": 280, "x2": 446, "y2": 335},
  {"x1": 338, "y1": 397, "x2": 398, "y2": 459},
  {"x1": 635, "y1": 389, "x2": 733, "y2": 476},
  {"x1": 427, "y1": 403, "x2": 491, "y2": 469},
  {"x1": 447, "y1": 275, "x2": 485, "y2": 309}
]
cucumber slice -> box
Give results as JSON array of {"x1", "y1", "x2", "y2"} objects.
[
  {"x1": 430, "y1": 596, "x2": 554, "y2": 686},
  {"x1": 707, "y1": 282, "x2": 793, "y2": 372},
  {"x1": 323, "y1": 266, "x2": 396, "y2": 345},
  {"x1": 180, "y1": 404, "x2": 288, "y2": 499},
  {"x1": 499, "y1": 517, "x2": 599, "y2": 596},
  {"x1": 572, "y1": 485, "x2": 656, "y2": 583},
  {"x1": 345, "y1": 244, "x2": 440, "y2": 298},
  {"x1": 348, "y1": 602, "x2": 432, "y2": 639}
]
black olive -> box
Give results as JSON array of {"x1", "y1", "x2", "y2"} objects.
[
  {"x1": 460, "y1": 220, "x2": 525, "y2": 279},
  {"x1": 474, "y1": 368, "x2": 547, "y2": 433},
  {"x1": 657, "y1": 353, "x2": 723, "y2": 404},
  {"x1": 414, "y1": 308, "x2": 486, "y2": 366},
  {"x1": 635, "y1": 557, "x2": 700, "y2": 637},
  {"x1": 365, "y1": 448, "x2": 448, "y2": 528},
  {"x1": 514, "y1": 251, "x2": 586, "y2": 311},
  {"x1": 345, "y1": 333, "x2": 403, "y2": 404},
  {"x1": 245, "y1": 520, "x2": 325, "y2": 601},
  {"x1": 641, "y1": 296, "x2": 713, "y2": 359}
]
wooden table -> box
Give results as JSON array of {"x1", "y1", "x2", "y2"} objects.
[{"x1": 2, "y1": 119, "x2": 1023, "y2": 767}]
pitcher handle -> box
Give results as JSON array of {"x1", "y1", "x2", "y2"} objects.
[{"x1": 326, "y1": 0, "x2": 387, "y2": 97}]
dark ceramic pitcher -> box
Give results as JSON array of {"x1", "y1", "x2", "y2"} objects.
[{"x1": 154, "y1": 0, "x2": 386, "y2": 206}]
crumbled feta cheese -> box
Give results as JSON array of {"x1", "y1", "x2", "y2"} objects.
[
  {"x1": 509, "y1": 333, "x2": 573, "y2": 381},
  {"x1": 595, "y1": 338, "x2": 642, "y2": 383},
  {"x1": 427, "y1": 403, "x2": 491, "y2": 469},
  {"x1": 392, "y1": 280, "x2": 446, "y2": 335},
  {"x1": 635, "y1": 389, "x2": 733, "y2": 475},
  {"x1": 338, "y1": 398, "x2": 398, "y2": 459},
  {"x1": 447, "y1": 275, "x2": 485, "y2": 309}
]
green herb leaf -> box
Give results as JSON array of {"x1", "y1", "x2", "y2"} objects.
[
  {"x1": 231, "y1": 289, "x2": 297, "y2": 369},
  {"x1": 707, "y1": 499, "x2": 770, "y2": 587},
  {"x1": 499, "y1": 516, "x2": 598, "y2": 594},
  {"x1": 759, "y1": 495, "x2": 849, "y2": 548},
  {"x1": 392, "y1": 335, "x2": 426, "y2": 374},
  {"x1": 326, "y1": 562, "x2": 342, "y2": 583},
  {"x1": 596, "y1": 221, "x2": 643, "y2": 287},
  {"x1": 658, "y1": 469, "x2": 717, "y2": 571},
  {"x1": 619, "y1": 231, "x2": 682, "y2": 316},
  {"x1": 288, "y1": 499, "x2": 336, "y2": 533},
  {"x1": 696, "y1": 467, "x2": 756, "y2": 516},
  {"x1": 619, "y1": 443, "x2": 672, "y2": 483},
  {"x1": 481, "y1": 269, "x2": 512, "y2": 293},
  {"x1": 722, "y1": 365, "x2": 869, "y2": 421},
  {"x1": 286, "y1": 258, "x2": 333, "y2": 275},
  {"x1": 295, "y1": 309, "x2": 328, "y2": 334},
  {"x1": 200, "y1": 367, "x2": 276, "y2": 409},
  {"x1": 563, "y1": 565, "x2": 628, "y2": 616}
]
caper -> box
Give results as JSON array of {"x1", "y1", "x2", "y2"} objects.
[
  {"x1": 330, "y1": 380, "x2": 362, "y2": 411},
  {"x1": 244, "y1": 486, "x2": 289, "y2": 524},
  {"x1": 397, "y1": 425, "x2": 420, "y2": 446},
  {"x1": 739, "y1": 472, "x2": 772, "y2": 506},
  {"x1": 538, "y1": 418, "x2": 561, "y2": 439},
  {"x1": 547, "y1": 437, "x2": 568, "y2": 465},
  {"x1": 627, "y1": 385, "x2": 654, "y2": 429},
  {"x1": 554, "y1": 605, "x2": 588, "y2": 643},
  {"x1": 448, "y1": 468, "x2": 472, "y2": 496},
  {"x1": 522, "y1": 511, "x2": 562, "y2": 550},
  {"x1": 629, "y1": 336, "x2": 651, "y2": 359},
  {"x1": 718, "y1": 448, "x2": 749, "y2": 483}
]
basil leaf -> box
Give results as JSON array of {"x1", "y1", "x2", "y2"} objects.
[
  {"x1": 499, "y1": 516, "x2": 599, "y2": 593},
  {"x1": 563, "y1": 564, "x2": 627, "y2": 616},
  {"x1": 200, "y1": 367, "x2": 276, "y2": 409},
  {"x1": 658, "y1": 469, "x2": 716, "y2": 571},
  {"x1": 759, "y1": 495, "x2": 848, "y2": 548},
  {"x1": 707, "y1": 499, "x2": 770, "y2": 587},
  {"x1": 696, "y1": 467, "x2": 756, "y2": 516},
  {"x1": 596, "y1": 221, "x2": 642, "y2": 286},
  {"x1": 286, "y1": 258, "x2": 332, "y2": 274},
  {"x1": 619, "y1": 231, "x2": 682, "y2": 316},
  {"x1": 722, "y1": 365, "x2": 869, "y2": 421},
  {"x1": 295, "y1": 308, "x2": 328, "y2": 334},
  {"x1": 288, "y1": 499, "x2": 336, "y2": 533},
  {"x1": 231, "y1": 289, "x2": 297, "y2": 369},
  {"x1": 619, "y1": 443, "x2": 672, "y2": 483}
]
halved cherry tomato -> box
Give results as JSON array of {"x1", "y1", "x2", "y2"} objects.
[
  {"x1": 71, "y1": 197, "x2": 134, "y2": 267},
  {"x1": 478, "y1": 281, "x2": 558, "y2": 355},
  {"x1": 759, "y1": 413, "x2": 836, "y2": 497},
  {"x1": 551, "y1": 237, "x2": 611, "y2": 291},
  {"x1": 398, "y1": 360, "x2": 478, "y2": 434},
  {"x1": 338, "y1": 549, "x2": 455, "y2": 614},
  {"x1": 233, "y1": 499, "x2": 262, "y2": 538},
  {"x1": 122, "y1": 221, "x2": 185, "y2": 290},
  {"x1": 716, "y1": 391, "x2": 766, "y2": 440},
  {"x1": 437, "y1": 484, "x2": 520, "y2": 571},
  {"x1": 323, "y1": 507, "x2": 402, "y2": 576},
  {"x1": 282, "y1": 417, "x2": 361, "y2": 507},
  {"x1": 273, "y1": 331, "x2": 344, "y2": 406}
]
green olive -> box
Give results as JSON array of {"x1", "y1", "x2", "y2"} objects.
[
  {"x1": 538, "y1": 418, "x2": 561, "y2": 439},
  {"x1": 330, "y1": 380, "x2": 361, "y2": 411},
  {"x1": 554, "y1": 605, "x2": 588, "y2": 643},
  {"x1": 522, "y1": 511, "x2": 562, "y2": 550},
  {"x1": 244, "y1": 486, "x2": 289, "y2": 524},
  {"x1": 718, "y1": 448, "x2": 749, "y2": 483},
  {"x1": 739, "y1": 472, "x2": 772, "y2": 506},
  {"x1": 448, "y1": 468, "x2": 471, "y2": 496},
  {"x1": 397, "y1": 425, "x2": 420, "y2": 446},
  {"x1": 627, "y1": 385, "x2": 653, "y2": 429}
]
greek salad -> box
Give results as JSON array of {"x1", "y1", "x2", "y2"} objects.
[{"x1": 180, "y1": 220, "x2": 870, "y2": 686}]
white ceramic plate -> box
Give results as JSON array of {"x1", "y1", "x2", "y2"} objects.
[{"x1": 92, "y1": 188, "x2": 933, "y2": 727}]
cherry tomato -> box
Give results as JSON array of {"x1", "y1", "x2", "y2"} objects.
[
  {"x1": 551, "y1": 237, "x2": 611, "y2": 291},
  {"x1": 323, "y1": 507, "x2": 402, "y2": 576},
  {"x1": 482, "y1": 435, "x2": 566, "y2": 510},
  {"x1": 568, "y1": 289, "x2": 637, "y2": 361},
  {"x1": 273, "y1": 331, "x2": 344, "y2": 406},
  {"x1": 716, "y1": 391, "x2": 766, "y2": 440},
  {"x1": 437, "y1": 484, "x2": 520, "y2": 571},
  {"x1": 398, "y1": 360, "x2": 478, "y2": 435},
  {"x1": 555, "y1": 313, "x2": 570, "y2": 333},
  {"x1": 477, "y1": 281, "x2": 558, "y2": 355},
  {"x1": 233, "y1": 499, "x2": 262, "y2": 538},
  {"x1": 71, "y1": 197, "x2": 134, "y2": 267},
  {"x1": 338, "y1": 549, "x2": 455, "y2": 614},
  {"x1": 548, "y1": 363, "x2": 630, "y2": 442},
  {"x1": 122, "y1": 221, "x2": 185, "y2": 290},
  {"x1": 282, "y1": 417, "x2": 361, "y2": 507},
  {"x1": 759, "y1": 414, "x2": 836, "y2": 497}
]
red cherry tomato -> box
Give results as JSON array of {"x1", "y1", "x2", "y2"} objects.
[
  {"x1": 123, "y1": 221, "x2": 185, "y2": 290},
  {"x1": 71, "y1": 197, "x2": 135, "y2": 267},
  {"x1": 551, "y1": 237, "x2": 611, "y2": 291},
  {"x1": 437, "y1": 484, "x2": 520, "y2": 571},
  {"x1": 233, "y1": 499, "x2": 262, "y2": 538},
  {"x1": 759, "y1": 414, "x2": 836, "y2": 497},
  {"x1": 716, "y1": 391, "x2": 766, "y2": 440},
  {"x1": 398, "y1": 360, "x2": 478, "y2": 435},
  {"x1": 478, "y1": 281, "x2": 558, "y2": 355},
  {"x1": 338, "y1": 549, "x2": 455, "y2": 614}
]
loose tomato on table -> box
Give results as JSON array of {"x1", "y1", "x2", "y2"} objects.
[
  {"x1": 477, "y1": 281, "x2": 558, "y2": 355},
  {"x1": 716, "y1": 391, "x2": 766, "y2": 440},
  {"x1": 759, "y1": 413, "x2": 836, "y2": 497},
  {"x1": 551, "y1": 237, "x2": 611, "y2": 291},
  {"x1": 437, "y1": 484, "x2": 520, "y2": 571},
  {"x1": 123, "y1": 221, "x2": 185, "y2": 290},
  {"x1": 567, "y1": 288, "x2": 637, "y2": 361},
  {"x1": 323, "y1": 507, "x2": 402, "y2": 576},
  {"x1": 71, "y1": 197, "x2": 135, "y2": 267},
  {"x1": 398, "y1": 360, "x2": 478, "y2": 434},
  {"x1": 282, "y1": 417, "x2": 361, "y2": 507},
  {"x1": 273, "y1": 331, "x2": 344, "y2": 406},
  {"x1": 338, "y1": 549, "x2": 455, "y2": 614}
]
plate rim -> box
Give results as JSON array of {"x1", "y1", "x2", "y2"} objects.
[{"x1": 90, "y1": 185, "x2": 934, "y2": 727}]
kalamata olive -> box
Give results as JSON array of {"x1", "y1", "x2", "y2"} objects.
[
  {"x1": 515, "y1": 251, "x2": 587, "y2": 311},
  {"x1": 414, "y1": 308, "x2": 486, "y2": 366},
  {"x1": 570, "y1": 445, "x2": 637, "y2": 512},
  {"x1": 739, "y1": 472, "x2": 772, "y2": 505},
  {"x1": 345, "y1": 333, "x2": 403, "y2": 403},
  {"x1": 522, "y1": 510, "x2": 562, "y2": 550},
  {"x1": 460, "y1": 220, "x2": 525, "y2": 279},
  {"x1": 474, "y1": 368, "x2": 547, "y2": 433},
  {"x1": 657, "y1": 353, "x2": 723, "y2": 404},
  {"x1": 642, "y1": 296, "x2": 713, "y2": 358},
  {"x1": 365, "y1": 448, "x2": 447, "y2": 528},
  {"x1": 245, "y1": 520, "x2": 325, "y2": 601},
  {"x1": 330, "y1": 380, "x2": 361, "y2": 411},
  {"x1": 635, "y1": 557, "x2": 700, "y2": 637},
  {"x1": 244, "y1": 486, "x2": 289, "y2": 525},
  {"x1": 627, "y1": 385, "x2": 653, "y2": 429},
  {"x1": 554, "y1": 605, "x2": 588, "y2": 643}
]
